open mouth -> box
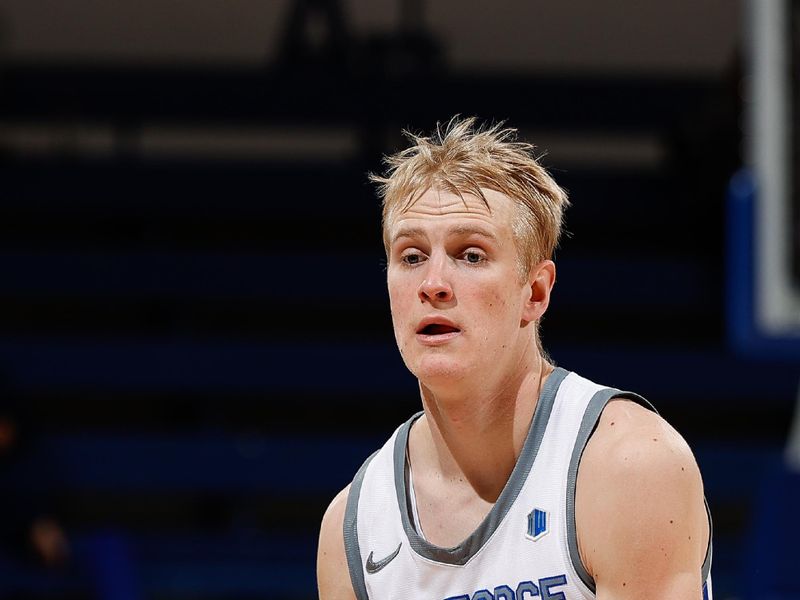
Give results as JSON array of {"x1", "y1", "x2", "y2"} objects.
[{"x1": 418, "y1": 324, "x2": 461, "y2": 335}]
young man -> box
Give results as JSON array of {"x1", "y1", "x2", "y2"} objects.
[{"x1": 317, "y1": 117, "x2": 712, "y2": 600}]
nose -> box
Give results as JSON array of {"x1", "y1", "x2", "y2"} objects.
[{"x1": 417, "y1": 259, "x2": 454, "y2": 303}]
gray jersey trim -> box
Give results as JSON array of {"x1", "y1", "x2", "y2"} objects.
[
  {"x1": 565, "y1": 389, "x2": 714, "y2": 592},
  {"x1": 701, "y1": 498, "x2": 714, "y2": 583},
  {"x1": 343, "y1": 449, "x2": 379, "y2": 600},
  {"x1": 393, "y1": 366, "x2": 571, "y2": 565}
]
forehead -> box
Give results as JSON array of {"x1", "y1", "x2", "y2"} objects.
[{"x1": 387, "y1": 188, "x2": 517, "y2": 239}]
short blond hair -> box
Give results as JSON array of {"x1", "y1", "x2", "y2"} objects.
[{"x1": 371, "y1": 116, "x2": 570, "y2": 276}]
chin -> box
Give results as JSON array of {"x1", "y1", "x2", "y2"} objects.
[{"x1": 410, "y1": 354, "x2": 471, "y2": 386}]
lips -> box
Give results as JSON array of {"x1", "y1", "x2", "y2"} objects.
[{"x1": 416, "y1": 317, "x2": 461, "y2": 338}]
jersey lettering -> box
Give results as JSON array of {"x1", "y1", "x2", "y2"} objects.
[{"x1": 443, "y1": 575, "x2": 567, "y2": 600}]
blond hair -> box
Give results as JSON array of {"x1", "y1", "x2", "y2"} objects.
[{"x1": 371, "y1": 116, "x2": 570, "y2": 277}]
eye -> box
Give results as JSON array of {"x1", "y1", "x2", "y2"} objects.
[
  {"x1": 400, "y1": 251, "x2": 425, "y2": 266},
  {"x1": 462, "y1": 250, "x2": 486, "y2": 264}
]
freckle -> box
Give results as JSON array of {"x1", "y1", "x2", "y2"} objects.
[
  {"x1": 689, "y1": 536, "x2": 692, "y2": 540},
  {"x1": 652, "y1": 438, "x2": 658, "y2": 442},
  {"x1": 610, "y1": 422, "x2": 615, "y2": 426}
]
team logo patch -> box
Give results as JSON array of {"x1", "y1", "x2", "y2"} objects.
[{"x1": 526, "y1": 508, "x2": 548, "y2": 541}]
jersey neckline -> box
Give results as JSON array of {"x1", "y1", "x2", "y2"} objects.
[{"x1": 392, "y1": 366, "x2": 571, "y2": 566}]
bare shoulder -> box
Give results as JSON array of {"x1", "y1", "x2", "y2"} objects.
[
  {"x1": 581, "y1": 400, "x2": 701, "y2": 479},
  {"x1": 317, "y1": 485, "x2": 357, "y2": 600},
  {"x1": 575, "y1": 399, "x2": 709, "y2": 599}
]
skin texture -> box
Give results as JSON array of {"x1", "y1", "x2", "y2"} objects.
[
  {"x1": 576, "y1": 400, "x2": 709, "y2": 600},
  {"x1": 317, "y1": 486, "x2": 355, "y2": 600},
  {"x1": 317, "y1": 188, "x2": 709, "y2": 599}
]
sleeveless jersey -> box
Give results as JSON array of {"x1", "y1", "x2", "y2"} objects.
[{"x1": 343, "y1": 367, "x2": 713, "y2": 600}]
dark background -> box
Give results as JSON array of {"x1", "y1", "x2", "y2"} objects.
[{"x1": 0, "y1": 1, "x2": 797, "y2": 599}]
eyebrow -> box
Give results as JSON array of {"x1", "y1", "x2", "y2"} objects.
[
  {"x1": 391, "y1": 225, "x2": 499, "y2": 245},
  {"x1": 450, "y1": 225, "x2": 498, "y2": 241}
]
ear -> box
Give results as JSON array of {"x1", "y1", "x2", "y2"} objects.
[{"x1": 521, "y1": 260, "x2": 556, "y2": 324}]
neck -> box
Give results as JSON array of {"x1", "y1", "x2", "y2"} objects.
[{"x1": 412, "y1": 354, "x2": 552, "y2": 502}]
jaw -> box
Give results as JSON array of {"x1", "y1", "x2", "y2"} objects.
[
  {"x1": 407, "y1": 327, "x2": 536, "y2": 397},
  {"x1": 400, "y1": 345, "x2": 473, "y2": 391}
]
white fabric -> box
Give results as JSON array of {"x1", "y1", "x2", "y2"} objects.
[
  {"x1": 354, "y1": 371, "x2": 600, "y2": 599},
  {"x1": 351, "y1": 370, "x2": 713, "y2": 600},
  {"x1": 406, "y1": 448, "x2": 427, "y2": 540}
]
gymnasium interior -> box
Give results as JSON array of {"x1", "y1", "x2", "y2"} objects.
[{"x1": 0, "y1": 1, "x2": 798, "y2": 598}]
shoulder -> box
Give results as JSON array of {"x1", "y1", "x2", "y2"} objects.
[
  {"x1": 580, "y1": 399, "x2": 700, "y2": 481},
  {"x1": 317, "y1": 423, "x2": 407, "y2": 600},
  {"x1": 575, "y1": 398, "x2": 709, "y2": 598},
  {"x1": 317, "y1": 485, "x2": 357, "y2": 600}
]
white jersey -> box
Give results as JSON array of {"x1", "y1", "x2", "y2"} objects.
[{"x1": 343, "y1": 368, "x2": 713, "y2": 600}]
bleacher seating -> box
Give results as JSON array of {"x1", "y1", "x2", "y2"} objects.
[{"x1": 1, "y1": 63, "x2": 797, "y2": 599}]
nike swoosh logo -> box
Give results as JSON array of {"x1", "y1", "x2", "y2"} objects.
[{"x1": 365, "y1": 543, "x2": 402, "y2": 574}]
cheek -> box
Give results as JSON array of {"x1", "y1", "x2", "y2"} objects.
[
  {"x1": 468, "y1": 289, "x2": 507, "y2": 332},
  {"x1": 475, "y1": 289, "x2": 521, "y2": 338},
  {"x1": 388, "y1": 279, "x2": 414, "y2": 331},
  {"x1": 485, "y1": 287, "x2": 510, "y2": 313},
  {"x1": 388, "y1": 279, "x2": 407, "y2": 308}
]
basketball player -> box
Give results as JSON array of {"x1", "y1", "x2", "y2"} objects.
[{"x1": 317, "y1": 117, "x2": 712, "y2": 599}]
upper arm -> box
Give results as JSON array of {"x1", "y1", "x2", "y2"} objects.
[
  {"x1": 576, "y1": 400, "x2": 709, "y2": 600},
  {"x1": 317, "y1": 485, "x2": 358, "y2": 600}
]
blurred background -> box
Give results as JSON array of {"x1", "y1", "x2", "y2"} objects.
[{"x1": 0, "y1": 0, "x2": 798, "y2": 598}]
